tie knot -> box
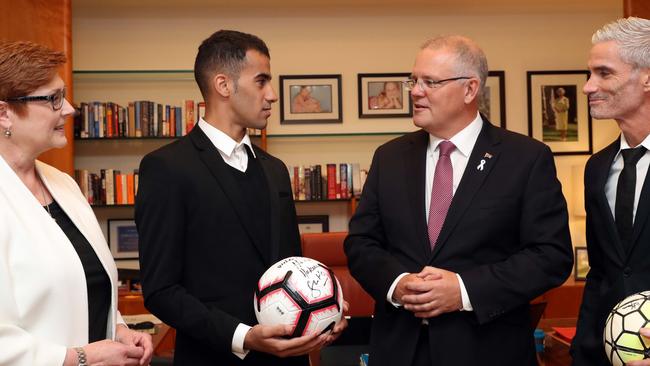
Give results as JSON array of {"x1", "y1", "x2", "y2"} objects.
[
  {"x1": 621, "y1": 146, "x2": 647, "y2": 166},
  {"x1": 438, "y1": 141, "x2": 456, "y2": 157}
]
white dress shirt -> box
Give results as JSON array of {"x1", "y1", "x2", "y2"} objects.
[
  {"x1": 198, "y1": 118, "x2": 256, "y2": 172},
  {"x1": 198, "y1": 118, "x2": 256, "y2": 359},
  {"x1": 387, "y1": 113, "x2": 483, "y2": 312},
  {"x1": 605, "y1": 133, "x2": 650, "y2": 223}
]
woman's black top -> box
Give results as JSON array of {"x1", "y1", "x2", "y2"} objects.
[{"x1": 46, "y1": 200, "x2": 111, "y2": 342}]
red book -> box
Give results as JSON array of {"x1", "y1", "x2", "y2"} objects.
[
  {"x1": 293, "y1": 166, "x2": 299, "y2": 199},
  {"x1": 185, "y1": 100, "x2": 195, "y2": 133},
  {"x1": 169, "y1": 107, "x2": 176, "y2": 137},
  {"x1": 114, "y1": 172, "x2": 123, "y2": 204},
  {"x1": 327, "y1": 164, "x2": 337, "y2": 199},
  {"x1": 126, "y1": 174, "x2": 135, "y2": 204},
  {"x1": 105, "y1": 104, "x2": 113, "y2": 137}
]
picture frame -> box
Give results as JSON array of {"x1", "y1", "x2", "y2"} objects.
[
  {"x1": 479, "y1": 71, "x2": 507, "y2": 128},
  {"x1": 527, "y1": 70, "x2": 593, "y2": 155},
  {"x1": 297, "y1": 215, "x2": 329, "y2": 234},
  {"x1": 107, "y1": 219, "x2": 139, "y2": 259},
  {"x1": 357, "y1": 73, "x2": 412, "y2": 118},
  {"x1": 280, "y1": 75, "x2": 342, "y2": 124},
  {"x1": 574, "y1": 246, "x2": 590, "y2": 281}
]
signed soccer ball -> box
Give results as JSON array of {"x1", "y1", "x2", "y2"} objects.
[
  {"x1": 254, "y1": 256, "x2": 343, "y2": 337},
  {"x1": 604, "y1": 291, "x2": 650, "y2": 366}
]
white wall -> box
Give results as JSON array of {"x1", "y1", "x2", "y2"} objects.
[{"x1": 72, "y1": 4, "x2": 623, "y2": 240}]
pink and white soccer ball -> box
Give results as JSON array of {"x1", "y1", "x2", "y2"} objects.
[{"x1": 254, "y1": 256, "x2": 344, "y2": 337}]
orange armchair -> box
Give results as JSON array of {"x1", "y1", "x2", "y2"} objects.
[{"x1": 300, "y1": 232, "x2": 374, "y2": 317}]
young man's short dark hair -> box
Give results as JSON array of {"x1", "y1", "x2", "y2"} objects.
[{"x1": 194, "y1": 30, "x2": 270, "y2": 98}]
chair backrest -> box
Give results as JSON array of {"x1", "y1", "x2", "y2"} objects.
[{"x1": 301, "y1": 232, "x2": 374, "y2": 317}]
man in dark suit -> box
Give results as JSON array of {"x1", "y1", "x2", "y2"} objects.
[
  {"x1": 571, "y1": 17, "x2": 650, "y2": 366},
  {"x1": 344, "y1": 35, "x2": 573, "y2": 366},
  {"x1": 135, "y1": 30, "x2": 344, "y2": 365}
]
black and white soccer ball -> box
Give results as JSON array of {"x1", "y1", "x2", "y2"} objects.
[
  {"x1": 604, "y1": 290, "x2": 650, "y2": 366},
  {"x1": 254, "y1": 256, "x2": 343, "y2": 337}
]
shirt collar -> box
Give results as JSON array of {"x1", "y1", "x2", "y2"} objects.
[
  {"x1": 616, "y1": 133, "x2": 650, "y2": 159},
  {"x1": 428, "y1": 112, "x2": 483, "y2": 157},
  {"x1": 197, "y1": 118, "x2": 256, "y2": 158}
]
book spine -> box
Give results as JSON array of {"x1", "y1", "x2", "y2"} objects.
[
  {"x1": 106, "y1": 169, "x2": 114, "y2": 205},
  {"x1": 314, "y1": 165, "x2": 321, "y2": 200},
  {"x1": 157, "y1": 103, "x2": 163, "y2": 137},
  {"x1": 186, "y1": 100, "x2": 195, "y2": 132},
  {"x1": 115, "y1": 171, "x2": 123, "y2": 205},
  {"x1": 134, "y1": 101, "x2": 142, "y2": 137},
  {"x1": 327, "y1": 164, "x2": 336, "y2": 199},
  {"x1": 121, "y1": 174, "x2": 127, "y2": 205},
  {"x1": 347, "y1": 163, "x2": 353, "y2": 198},
  {"x1": 298, "y1": 166, "x2": 305, "y2": 200},
  {"x1": 340, "y1": 163, "x2": 348, "y2": 199},
  {"x1": 198, "y1": 102, "x2": 205, "y2": 123},
  {"x1": 134, "y1": 169, "x2": 139, "y2": 197},
  {"x1": 293, "y1": 166, "x2": 299, "y2": 200},
  {"x1": 127, "y1": 174, "x2": 135, "y2": 204},
  {"x1": 304, "y1": 167, "x2": 311, "y2": 201},
  {"x1": 112, "y1": 103, "x2": 118, "y2": 137}
]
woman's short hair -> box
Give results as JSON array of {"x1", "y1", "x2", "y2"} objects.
[{"x1": 0, "y1": 41, "x2": 66, "y2": 116}]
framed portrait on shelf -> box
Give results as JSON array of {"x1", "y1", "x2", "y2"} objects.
[
  {"x1": 574, "y1": 246, "x2": 590, "y2": 281},
  {"x1": 297, "y1": 215, "x2": 329, "y2": 234},
  {"x1": 527, "y1": 70, "x2": 593, "y2": 155},
  {"x1": 357, "y1": 73, "x2": 412, "y2": 118},
  {"x1": 107, "y1": 219, "x2": 139, "y2": 259},
  {"x1": 479, "y1": 71, "x2": 507, "y2": 128},
  {"x1": 280, "y1": 75, "x2": 342, "y2": 124}
]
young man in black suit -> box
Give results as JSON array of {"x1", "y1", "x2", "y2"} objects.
[
  {"x1": 571, "y1": 17, "x2": 650, "y2": 366},
  {"x1": 344, "y1": 35, "x2": 573, "y2": 366},
  {"x1": 135, "y1": 30, "x2": 345, "y2": 365}
]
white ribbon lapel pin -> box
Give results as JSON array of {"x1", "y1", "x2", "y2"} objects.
[{"x1": 477, "y1": 152, "x2": 493, "y2": 171}]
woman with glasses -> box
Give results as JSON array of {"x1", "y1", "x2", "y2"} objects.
[{"x1": 0, "y1": 41, "x2": 152, "y2": 366}]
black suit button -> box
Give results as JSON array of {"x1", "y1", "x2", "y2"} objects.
[{"x1": 624, "y1": 267, "x2": 632, "y2": 277}]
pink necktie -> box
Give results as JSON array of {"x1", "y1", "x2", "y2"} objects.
[{"x1": 428, "y1": 140, "x2": 455, "y2": 250}]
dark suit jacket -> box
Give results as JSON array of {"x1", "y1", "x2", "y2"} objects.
[
  {"x1": 572, "y1": 138, "x2": 650, "y2": 365},
  {"x1": 344, "y1": 120, "x2": 573, "y2": 366},
  {"x1": 135, "y1": 126, "x2": 308, "y2": 365}
]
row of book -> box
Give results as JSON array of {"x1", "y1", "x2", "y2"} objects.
[
  {"x1": 75, "y1": 100, "x2": 202, "y2": 139},
  {"x1": 288, "y1": 163, "x2": 367, "y2": 201},
  {"x1": 75, "y1": 169, "x2": 139, "y2": 206},
  {"x1": 74, "y1": 100, "x2": 264, "y2": 139},
  {"x1": 75, "y1": 163, "x2": 367, "y2": 206}
]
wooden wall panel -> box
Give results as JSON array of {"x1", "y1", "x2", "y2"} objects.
[
  {"x1": 0, "y1": 0, "x2": 74, "y2": 174},
  {"x1": 624, "y1": 0, "x2": 650, "y2": 18}
]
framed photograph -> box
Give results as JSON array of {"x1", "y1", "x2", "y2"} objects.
[
  {"x1": 108, "y1": 219, "x2": 139, "y2": 259},
  {"x1": 479, "y1": 71, "x2": 507, "y2": 128},
  {"x1": 280, "y1": 75, "x2": 342, "y2": 124},
  {"x1": 527, "y1": 70, "x2": 593, "y2": 155},
  {"x1": 357, "y1": 73, "x2": 412, "y2": 118},
  {"x1": 297, "y1": 215, "x2": 329, "y2": 234},
  {"x1": 575, "y1": 246, "x2": 590, "y2": 281}
]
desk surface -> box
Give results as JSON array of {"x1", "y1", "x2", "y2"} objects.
[
  {"x1": 538, "y1": 318, "x2": 577, "y2": 366},
  {"x1": 153, "y1": 324, "x2": 175, "y2": 358}
]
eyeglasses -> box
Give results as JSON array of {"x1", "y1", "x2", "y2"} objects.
[
  {"x1": 5, "y1": 88, "x2": 66, "y2": 110},
  {"x1": 402, "y1": 77, "x2": 471, "y2": 91}
]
